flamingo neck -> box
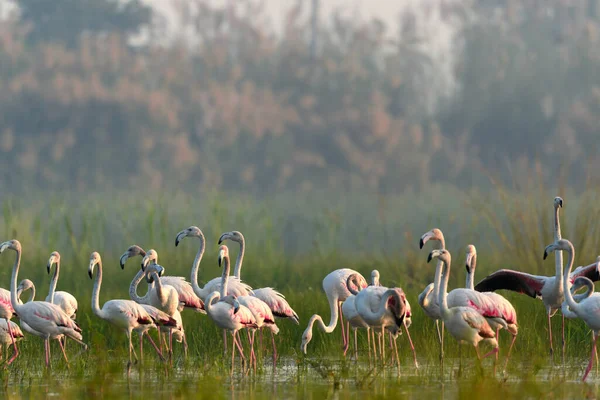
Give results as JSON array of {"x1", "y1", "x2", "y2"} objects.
[
  {"x1": 151, "y1": 271, "x2": 165, "y2": 299},
  {"x1": 466, "y1": 254, "x2": 476, "y2": 290},
  {"x1": 129, "y1": 269, "x2": 150, "y2": 304},
  {"x1": 554, "y1": 206, "x2": 564, "y2": 282},
  {"x1": 48, "y1": 261, "x2": 59, "y2": 303},
  {"x1": 433, "y1": 238, "x2": 445, "y2": 303},
  {"x1": 220, "y1": 256, "x2": 231, "y2": 297},
  {"x1": 26, "y1": 285, "x2": 36, "y2": 303},
  {"x1": 562, "y1": 242, "x2": 579, "y2": 312},
  {"x1": 9, "y1": 249, "x2": 22, "y2": 313},
  {"x1": 437, "y1": 260, "x2": 451, "y2": 319},
  {"x1": 91, "y1": 262, "x2": 105, "y2": 319},
  {"x1": 190, "y1": 233, "x2": 208, "y2": 300},
  {"x1": 205, "y1": 291, "x2": 220, "y2": 314},
  {"x1": 233, "y1": 236, "x2": 245, "y2": 279}
]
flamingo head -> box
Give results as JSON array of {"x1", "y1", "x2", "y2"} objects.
[
  {"x1": 300, "y1": 323, "x2": 314, "y2": 354},
  {"x1": 465, "y1": 244, "x2": 476, "y2": 274},
  {"x1": 554, "y1": 196, "x2": 564, "y2": 209},
  {"x1": 141, "y1": 249, "x2": 158, "y2": 271},
  {"x1": 428, "y1": 248, "x2": 451, "y2": 266},
  {"x1": 120, "y1": 245, "x2": 145, "y2": 269},
  {"x1": 88, "y1": 252, "x2": 102, "y2": 279},
  {"x1": 420, "y1": 228, "x2": 444, "y2": 249},
  {"x1": 0, "y1": 239, "x2": 21, "y2": 254},
  {"x1": 370, "y1": 269, "x2": 380, "y2": 286},
  {"x1": 218, "y1": 230, "x2": 245, "y2": 245},
  {"x1": 17, "y1": 279, "x2": 34, "y2": 296},
  {"x1": 232, "y1": 299, "x2": 240, "y2": 314},
  {"x1": 218, "y1": 245, "x2": 229, "y2": 268},
  {"x1": 47, "y1": 251, "x2": 60, "y2": 274},
  {"x1": 145, "y1": 264, "x2": 165, "y2": 283},
  {"x1": 543, "y1": 239, "x2": 573, "y2": 260},
  {"x1": 175, "y1": 226, "x2": 204, "y2": 247}
]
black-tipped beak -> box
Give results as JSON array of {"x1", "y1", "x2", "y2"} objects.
[
  {"x1": 543, "y1": 250, "x2": 549, "y2": 260},
  {"x1": 558, "y1": 199, "x2": 563, "y2": 208},
  {"x1": 419, "y1": 238, "x2": 424, "y2": 249},
  {"x1": 47, "y1": 262, "x2": 51, "y2": 274},
  {"x1": 427, "y1": 252, "x2": 433, "y2": 263},
  {"x1": 218, "y1": 255, "x2": 222, "y2": 268},
  {"x1": 88, "y1": 269, "x2": 93, "y2": 279},
  {"x1": 465, "y1": 265, "x2": 471, "y2": 274},
  {"x1": 233, "y1": 304, "x2": 239, "y2": 314},
  {"x1": 175, "y1": 238, "x2": 180, "y2": 247}
]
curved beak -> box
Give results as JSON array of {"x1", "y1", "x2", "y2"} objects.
[
  {"x1": 218, "y1": 233, "x2": 229, "y2": 245},
  {"x1": 233, "y1": 300, "x2": 240, "y2": 314},
  {"x1": 465, "y1": 253, "x2": 473, "y2": 274},
  {"x1": 47, "y1": 257, "x2": 54, "y2": 275},
  {"x1": 558, "y1": 198, "x2": 563, "y2": 208},
  {"x1": 0, "y1": 241, "x2": 10, "y2": 254},
  {"x1": 88, "y1": 261, "x2": 95, "y2": 279},
  {"x1": 218, "y1": 254, "x2": 223, "y2": 268},
  {"x1": 427, "y1": 251, "x2": 434, "y2": 263},
  {"x1": 175, "y1": 231, "x2": 186, "y2": 247},
  {"x1": 119, "y1": 253, "x2": 128, "y2": 269},
  {"x1": 420, "y1": 231, "x2": 433, "y2": 249},
  {"x1": 141, "y1": 255, "x2": 150, "y2": 270},
  {"x1": 543, "y1": 245, "x2": 552, "y2": 260}
]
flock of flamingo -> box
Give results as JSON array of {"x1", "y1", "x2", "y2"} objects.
[{"x1": 0, "y1": 197, "x2": 600, "y2": 381}]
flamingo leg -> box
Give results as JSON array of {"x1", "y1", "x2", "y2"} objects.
[
  {"x1": 547, "y1": 311, "x2": 554, "y2": 357},
  {"x1": 354, "y1": 329, "x2": 358, "y2": 361},
  {"x1": 339, "y1": 302, "x2": 347, "y2": 350},
  {"x1": 381, "y1": 327, "x2": 385, "y2": 362},
  {"x1": 45, "y1": 339, "x2": 50, "y2": 368},
  {"x1": 404, "y1": 323, "x2": 418, "y2": 369},
  {"x1": 247, "y1": 330, "x2": 256, "y2": 372},
  {"x1": 144, "y1": 332, "x2": 165, "y2": 362},
  {"x1": 583, "y1": 332, "x2": 599, "y2": 381},
  {"x1": 58, "y1": 337, "x2": 69, "y2": 364},
  {"x1": 481, "y1": 347, "x2": 499, "y2": 360},
  {"x1": 393, "y1": 335, "x2": 400, "y2": 370},
  {"x1": 367, "y1": 328, "x2": 372, "y2": 366},
  {"x1": 271, "y1": 330, "x2": 277, "y2": 369},
  {"x1": 343, "y1": 330, "x2": 350, "y2": 357},
  {"x1": 503, "y1": 334, "x2": 517, "y2": 372},
  {"x1": 234, "y1": 332, "x2": 246, "y2": 362},
  {"x1": 169, "y1": 330, "x2": 173, "y2": 366},
  {"x1": 182, "y1": 332, "x2": 188, "y2": 359},
  {"x1": 495, "y1": 327, "x2": 500, "y2": 363},
  {"x1": 562, "y1": 313, "x2": 566, "y2": 362},
  {"x1": 223, "y1": 329, "x2": 228, "y2": 354},
  {"x1": 440, "y1": 321, "x2": 445, "y2": 360},
  {"x1": 230, "y1": 333, "x2": 236, "y2": 376},
  {"x1": 5, "y1": 318, "x2": 19, "y2": 365}
]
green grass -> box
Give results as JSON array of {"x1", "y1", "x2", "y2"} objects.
[{"x1": 1, "y1": 185, "x2": 600, "y2": 398}]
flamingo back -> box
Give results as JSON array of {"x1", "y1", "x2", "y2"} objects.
[{"x1": 252, "y1": 287, "x2": 299, "y2": 324}]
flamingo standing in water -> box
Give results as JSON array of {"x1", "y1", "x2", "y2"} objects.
[
  {"x1": 0, "y1": 240, "x2": 87, "y2": 367},
  {"x1": 346, "y1": 273, "x2": 408, "y2": 368},
  {"x1": 88, "y1": 251, "x2": 171, "y2": 367},
  {"x1": 428, "y1": 249, "x2": 498, "y2": 361},
  {"x1": 475, "y1": 197, "x2": 600, "y2": 357},
  {"x1": 217, "y1": 245, "x2": 278, "y2": 370},
  {"x1": 46, "y1": 251, "x2": 78, "y2": 319},
  {"x1": 120, "y1": 245, "x2": 204, "y2": 313},
  {"x1": 300, "y1": 269, "x2": 368, "y2": 354},
  {"x1": 420, "y1": 228, "x2": 515, "y2": 364},
  {"x1": 544, "y1": 239, "x2": 600, "y2": 381},
  {"x1": 0, "y1": 319, "x2": 23, "y2": 362},
  {"x1": 0, "y1": 285, "x2": 18, "y2": 365}
]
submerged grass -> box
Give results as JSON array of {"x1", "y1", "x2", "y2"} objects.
[{"x1": 1, "y1": 184, "x2": 600, "y2": 398}]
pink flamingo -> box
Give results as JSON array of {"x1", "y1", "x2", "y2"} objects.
[
  {"x1": 428, "y1": 249, "x2": 498, "y2": 361},
  {"x1": 0, "y1": 286, "x2": 18, "y2": 365},
  {"x1": 300, "y1": 269, "x2": 368, "y2": 354},
  {"x1": 0, "y1": 240, "x2": 87, "y2": 368}
]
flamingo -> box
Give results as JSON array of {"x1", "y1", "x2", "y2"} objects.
[
  {"x1": 218, "y1": 231, "x2": 299, "y2": 324},
  {"x1": 121, "y1": 256, "x2": 188, "y2": 357},
  {"x1": 341, "y1": 286, "x2": 371, "y2": 360},
  {"x1": 346, "y1": 274, "x2": 408, "y2": 368},
  {"x1": 119, "y1": 245, "x2": 204, "y2": 313},
  {"x1": 300, "y1": 269, "x2": 368, "y2": 354},
  {"x1": 474, "y1": 197, "x2": 600, "y2": 357},
  {"x1": 465, "y1": 245, "x2": 518, "y2": 371},
  {"x1": 88, "y1": 251, "x2": 171, "y2": 367},
  {"x1": 420, "y1": 228, "x2": 515, "y2": 363},
  {"x1": 15, "y1": 279, "x2": 72, "y2": 363},
  {"x1": 0, "y1": 239, "x2": 87, "y2": 368},
  {"x1": 0, "y1": 281, "x2": 19, "y2": 365},
  {"x1": 143, "y1": 264, "x2": 186, "y2": 361},
  {"x1": 0, "y1": 320, "x2": 23, "y2": 362},
  {"x1": 175, "y1": 227, "x2": 254, "y2": 300},
  {"x1": 428, "y1": 249, "x2": 498, "y2": 362},
  {"x1": 218, "y1": 245, "x2": 279, "y2": 370},
  {"x1": 46, "y1": 251, "x2": 78, "y2": 319},
  {"x1": 543, "y1": 239, "x2": 600, "y2": 381}
]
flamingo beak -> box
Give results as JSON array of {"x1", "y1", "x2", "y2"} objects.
[
  {"x1": 465, "y1": 253, "x2": 473, "y2": 274},
  {"x1": 119, "y1": 253, "x2": 128, "y2": 269},
  {"x1": 427, "y1": 251, "x2": 434, "y2": 263},
  {"x1": 141, "y1": 255, "x2": 150, "y2": 271},
  {"x1": 218, "y1": 233, "x2": 227, "y2": 245},
  {"x1": 0, "y1": 241, "x2": 10, "y2": 253},
  {"x1": 175, "y1": 231, "x2": 186, "y2": 247},
  {"x1": 543, "y1": 249, "x2": 550, "y2": 260},
  {"x1": 47, "y1": 258, "x2": 53, "y2": 274},
  {"x1": 88, "y1": 261, "x2": 95, "y2": 279},
  {"x1": 558, "y1": 198, "x2": 563, "y2": 208}
]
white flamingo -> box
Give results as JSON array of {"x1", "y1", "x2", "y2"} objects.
[
  {"x1": 175, "y1": 227, "x2": 254, "y2": 299},
  {"x1": 0, "y1": 240, "x2": 87, "y2": 368},
  {"x1": 120, "y1": 245, "x2": 204, "y2": 313},
  {"x1": 0, "y1": 319, "x2": 23, "y2": 362},
  {"x1": 544, "y1": 239, "x2": 600, "y2": 381},
  {"x1": 475, "y1": 197, "x2": 600, "y2": 357},
  {"x1": 218, "y1": 231, "x2": 299, "y2": 324},
  {"x1": 300, "y1": 269, "x2": 368, "y2": 354},
  {"x1": 420, "y1": 228, "x2": 517, "y2": 363},
  {"x1": 46, "y1": 251, "x2": 78, "y2": 319},
  {"x1": 88, "y1": 251, "x2": 170, "y2": 367},
  {"x1": 218, "y1": 245, "x2": 279, "y2": 370},
  {"x1": 346, "y1": 274, "x2": 408, "y2": 368},
  {"x1": 121, "y1": 257, "x2": 188, "y2": 357},
  {"x1": 428, "y1": 249, "x2": 498, "y2": 361}
]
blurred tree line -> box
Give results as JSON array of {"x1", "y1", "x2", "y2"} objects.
[{"x1": 0, "y1": 0, "x2": 599, "y2": 195}]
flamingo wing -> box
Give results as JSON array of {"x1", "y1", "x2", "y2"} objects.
[
  {"x1": 474, "y1": 269, "x2": 545, "y2": 298},
  {"x1": 570, "y1": 262, "x2": 600, "y2": 283},
  {"x1": 161, "y1": 276, "x2": 205, "y2": 313},
  {"x1": 462, "y1": 310, "x2": 495, "y2": 338},
  {"x1": 0, "y1": 288, "x2": 15, "y2": 317},
  {"x1": 252, "y1": 287, "x2": 299, "y2": 324}
]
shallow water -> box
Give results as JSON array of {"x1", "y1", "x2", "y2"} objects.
[{"x1": 4, "y1": 355, "x2": 600, "y2": 400}]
